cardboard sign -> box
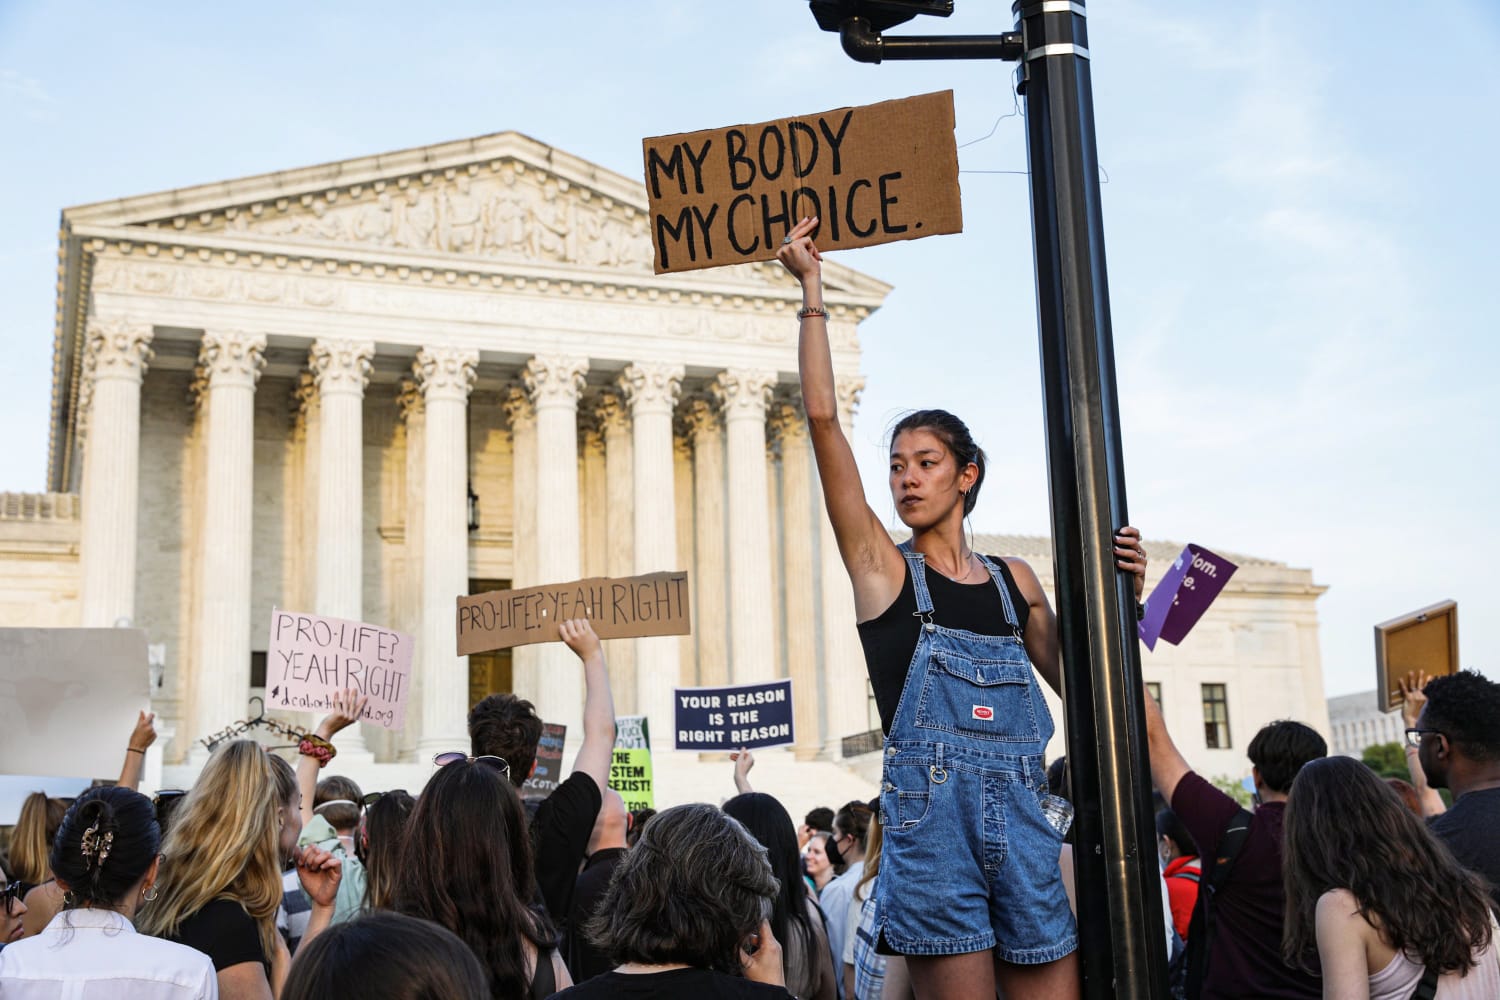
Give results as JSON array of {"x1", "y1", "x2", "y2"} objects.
[
  {"x1": 1138, "y1": 545, "x2": 1239, "y2": 650},
  {"x1": 521, "y1": 722, "x2": 567, "y2": 801},
  {"x1": 456, "y1": 571, "x2": 690, "y2": 655},
  {"x1": 1374, "y1": 601, "x2": 1459, "y2": 713},
  {"x1": 641, "y1": 91, "x2": 962, "y2": 274},
  {"x1": 0, "y1": 628, "x2": 149, "y2": 779},
  {"x1": 610, "y1": 715, "x2": 654, "y2": 812},
  {"x1": 267, "y1": 610, "x2": 414, "y2": 730},
  {"x1": 674, "y1": 679, "x2": 795, "y2": 751}
]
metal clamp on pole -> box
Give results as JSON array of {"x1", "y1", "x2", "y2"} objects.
[{"x1": 835, "y1": 15, "x2": 1023, "y2": 63}]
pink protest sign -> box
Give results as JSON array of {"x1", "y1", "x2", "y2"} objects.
[
  {"x1": 268, "y1": 609, "x2": 414, "y2": 730},
  {"x1": 1138, "y1": 545, "x2": 1238, "y2": 650}
]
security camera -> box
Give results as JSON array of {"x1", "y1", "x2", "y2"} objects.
[{"x1": 809, "y1": 0, "x2": 954, "y2": 34}]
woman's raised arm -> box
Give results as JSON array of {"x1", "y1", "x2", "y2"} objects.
[{"x1": 778, "y1": 216, "x2": 903, "y2": 618}]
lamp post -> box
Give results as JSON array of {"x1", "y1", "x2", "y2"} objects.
[{"x1": 806, "y1": 2, "x2": 1167, "y2": 996}]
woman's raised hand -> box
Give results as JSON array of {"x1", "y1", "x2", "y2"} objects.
[
  {"x1": 293, "y1": 844, "x2": 343, "y2": 909},
  {"x1": 776, "y1": 216, "x2": 823, "y2": 283},
  {"x1": 316, "y1": 688, "x2": 369, "y2": 741},
  {"x1": 1114, "y1": 526, "x2": 1149, "y2": 601}
]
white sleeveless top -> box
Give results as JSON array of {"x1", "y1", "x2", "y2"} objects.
[{"x1": 1367, "y1": 916, "x2": 1500, "y2": 1000}]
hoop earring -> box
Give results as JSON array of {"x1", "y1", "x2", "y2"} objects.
[{"x1": 143, "y1": 884, "x2": 158, "y2": 902}]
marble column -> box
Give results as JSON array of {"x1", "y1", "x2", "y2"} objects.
[
  {"x1": 190, "y1": 330, "x2": 266, "y2": 748},
  {"x1": 580, "y1": 420, "x2": 608, "y2": 579},
  {"x1": 396, "y1": 380, "x2": 425, "y2": 760},
  {"x1": 502, "y1": 386, "x2": 539, "y2": 700},
  {"x1": 309, "y1": 338, "x2": 375, "y2": 756},
  {"x1": 523, "y1": 355, "x2": 588, "y2": 736},
  {"x1": 821, "y1": 375, "x2": 871, "y2": 747},
  {"x1": 78, "y1": 317, "x2": 154, "y2": 628},
  {"x1": 770, "y1": 400, "x2": 821, "y2": 758},
  {"x1": 413, "y1": 346, "x2": 478, "y2": 758},
  {"x1": 619, "y1": 362, "x2": 684, "y2": 729},
  {"x1": 682, "y1": 397, "x2": 728, "y2": 688},
  {"x1": 595, "y1": 391, "x2": 636, "y2": 713},
  {"x1": 712, "y1": 369, "x2": 777, "y2": 685},
  {"x1": 673, "y1": 432, "x2": 696, "y2": 686}
]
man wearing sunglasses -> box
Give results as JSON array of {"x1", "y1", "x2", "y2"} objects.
[
  {"x1": 1405, "y1": 669, "x2": 1500, "y2": 911},
  {"x1": 467, "y1": 618, "x2": 615, "y2": 925}
]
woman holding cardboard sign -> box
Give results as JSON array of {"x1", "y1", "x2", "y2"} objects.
[{"x1": 779, "y1": 215, "x2": 1146, "y2": 999}]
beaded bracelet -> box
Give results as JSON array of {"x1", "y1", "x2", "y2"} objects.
[{"x1": 298, "y1": 734, "x2": 337, "y2": 768}]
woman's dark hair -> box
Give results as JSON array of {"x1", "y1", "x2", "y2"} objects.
[
  {"x1": 723, "y1": 793, "x2": 818, "y2": 990},
  {"x1": 589, "y1": 803, "x2": 779, "y2": 975},
  {"x1": 803, "y1": 807, "x2": 833, "y2": 834},
  {"x1": 391, "y1": 761, "x2": 550, "y2": 1000},
  {"x1": 1282, "y1": 755, "x2": 1492, "y2": 975},
  {"x1": 1154, "y1": 808, "x2": 1196, "y2": 858},
  {"x1": 834, "y1": 799, "x2": 873, "y2": 848},
  {"x1": 890, "y1": 409, "x2": 987, "y2": 516},
  {"x1": 282, "y1": 911, "x2": 488, "y2": 1000},
  {"x1": 50, "y1": 787, "x2": 159, "y2": 908},
  {"x1": 361, "y1": 790, "x2": 414, "y2": 911}
]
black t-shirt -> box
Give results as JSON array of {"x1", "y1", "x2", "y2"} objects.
[
  {"x1": 168, "y1": 897, "x2": 268, "y2": 973},
  {"x1": 857, "y1": 555, "x2": 1031, "y2": 733},
  {"x1": 552, "y1": 967, "x2": 793, "y2": 999},
  {"x1": 531, "y1": 770, "x2": 602, "y2": 923},
  {"x1": 565, "y1": 847, "x2": 628, "y2": 983},
  {"x1": 1430, "y1": 786, "x2": 1500, "y2": 911}
]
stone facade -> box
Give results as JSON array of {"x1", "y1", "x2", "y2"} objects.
[{"x1": 0, "y1": 131, "x2": 1332, "y2": 815}]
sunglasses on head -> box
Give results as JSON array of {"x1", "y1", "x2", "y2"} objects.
[
  {"x1": 361, "y1": 789, "x2": 410, "y2": 807},
  {"x1": 432, "y1": 752, "x2": 510, "y2": 777}
]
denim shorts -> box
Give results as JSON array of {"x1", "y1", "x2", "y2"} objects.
[{"x1": 876, "y1": 741, "x2": 1078, "y2": 963}]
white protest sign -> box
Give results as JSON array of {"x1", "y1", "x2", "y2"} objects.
[
  {"x1": 0, "y1": 628, "x2": 150, "y2": 778},
  {"x1": 267, "y1": 609, "x2": 414, "y2": 730}
]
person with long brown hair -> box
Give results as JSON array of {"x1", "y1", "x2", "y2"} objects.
[
  {"x1": 136, "y1": 740, "x2": 341, "y2": 1000},
  {"x1": 388, "y1": 757, "x2": 569, "y2": 999},
  {"x1": 1282, "y1": 755, "x2": 1500, "y2": 997},
  {"x1": 357, "y1": 789, "x2": 413, "y2": 912},
  {"x1": 10, "y1": 792, "x2": 69, "y2": 938}
]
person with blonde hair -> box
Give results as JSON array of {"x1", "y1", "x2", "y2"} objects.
[{"x1": 137, "y1": 740, "x2": 341, "y2": 999}]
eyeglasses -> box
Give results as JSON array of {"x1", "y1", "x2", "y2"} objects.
[
  {"x1": 432, "y1": 752, "x2": 510, "y2": 777},
  {"x1": 1405, "y1": 728, "x2": 1443, "y2": 748},
  {"x1": 362, "y1": 789, "x2": 409, "y2": 807},
  {"x1": 2, "y1": 881, "x2": 24, "y2": 916}
]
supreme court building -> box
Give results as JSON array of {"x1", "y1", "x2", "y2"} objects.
[{"x1": 0, "y1": 132, "x2": 1332, "y2": 804}]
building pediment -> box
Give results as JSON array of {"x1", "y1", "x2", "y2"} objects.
[{"x1": 61, "y1": 130, "x2": 890, "y2": 300}]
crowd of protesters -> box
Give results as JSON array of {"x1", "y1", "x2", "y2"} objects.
[{"x1": 2, "y1": 220, "x2": 1498, "y2": 999}]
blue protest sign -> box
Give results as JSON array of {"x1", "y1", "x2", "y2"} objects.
[{"x1": 673, "y1": 679, "x2": 795, "y2": 750}]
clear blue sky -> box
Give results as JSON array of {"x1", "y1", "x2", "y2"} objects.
[{"x1": 1, "y1": 1, "x2": 1496, "y2": 699}]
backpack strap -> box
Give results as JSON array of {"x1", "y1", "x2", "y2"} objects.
[
  {"x1": 1408, "y1": 964, "x2": 1440, "y2": 1000},
  {"x1": 1183, "y1": 808, "x2": 1254, "y2": 999}
]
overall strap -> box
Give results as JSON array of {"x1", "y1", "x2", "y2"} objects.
[
  {"x1": 897, "y1": 542, "x2": 935, "y2": 619},
  {"x1": 977, "y1": 555, "x2": 1022, "y2": 630}
]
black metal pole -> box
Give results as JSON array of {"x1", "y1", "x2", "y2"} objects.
[{"x1": 1013, "y1": 1, "x2": 1167, "y2": 996}]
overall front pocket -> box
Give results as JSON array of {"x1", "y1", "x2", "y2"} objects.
[{"x1": 913, "y1": 647, "x2": 1040, "y2": 743}]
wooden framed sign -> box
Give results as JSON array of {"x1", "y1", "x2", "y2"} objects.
[{"x1": 1374, "y1": 600, "x2": 1458, "y2": 712}]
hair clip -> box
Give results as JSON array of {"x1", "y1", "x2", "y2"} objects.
[{"x1": 80, "y1": 820, "x2": 115, "y2": 870}]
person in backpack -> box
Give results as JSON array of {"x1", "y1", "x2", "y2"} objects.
[
  {"x1": 1156, "y1": 807, "x2": 1200, "y2": 941},
  {"x1": 1142, "y1": 684, "x2": 1324, "y2": 998},
  {"x1": 1282, "y1": 755, "x2": 1500, "y2": 998}
]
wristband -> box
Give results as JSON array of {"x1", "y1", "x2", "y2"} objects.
[
  {"x1": 126, "y1": 747, "x2": 146, "y2": 755},
  {"x1": 298, "y1": 734, "x2": 337, "y2": 768},
  {"x1": 797, "y1": 306, "x2": 827, "y2": 320}
]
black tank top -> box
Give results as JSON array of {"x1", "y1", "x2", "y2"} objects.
[{"x1": 857, "y1": 556, "x2": 1031, "y2": 735}]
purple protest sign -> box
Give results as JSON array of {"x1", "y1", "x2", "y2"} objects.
[{"x1": 1138, "y1": 545, "x2": 1238, "y2": 650}]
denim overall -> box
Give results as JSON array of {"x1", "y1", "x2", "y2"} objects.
[{"x1": 873, "y1": 544, "x2": 1078, "y2": 962}]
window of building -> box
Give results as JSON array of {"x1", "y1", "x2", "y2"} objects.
[
  {"x1": 1202, "y1": 683, "x2": 1230, "y2": 749},
  {"x1": 1145, "y1": 681, "x2": 1162, "y2": 713},
  {"x1": 250, "y1": 650, "x2": 267, "y2": 689},
  {"x1": 468, "y1": 578, "x2": 513, "y2": 706}
]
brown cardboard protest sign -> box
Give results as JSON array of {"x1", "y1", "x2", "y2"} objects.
[
  {"x1": 1374, "y1": 600, "x2": 1459, "y2": 712},
  {"x1": 456, "y1": 571, "x2": 690, "y2": 655},
  {"x1": 642, "y1": 90, "x2": 962, "y2": 274}
]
